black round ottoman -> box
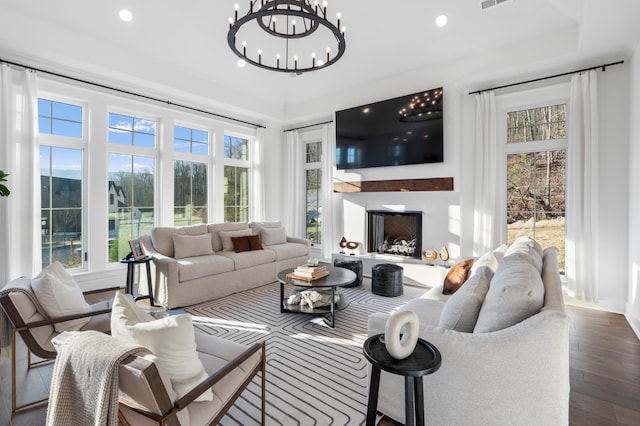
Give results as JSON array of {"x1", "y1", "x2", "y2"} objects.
[
  {"x1": 333, "y1": 258, "x2": 363, "y2": 288},
  {"x1": 371, "y1": 263, "x2": 404, "y2": 297}
]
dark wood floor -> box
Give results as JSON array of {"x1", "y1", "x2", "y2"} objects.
[{"x1": 1, "y1": 305, "x2": 639, "y2": 425}]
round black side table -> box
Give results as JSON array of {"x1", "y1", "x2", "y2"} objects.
[
  {"x1": 119, "y1": 255, "x2": 155, "y2": 306},
  {"x1": 363, "y1": 334, "x2": 441, "y2": 426}
]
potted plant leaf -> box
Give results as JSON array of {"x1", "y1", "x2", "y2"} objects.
[{"x1": 0, "y1": 170, "x2": 9, "y2": 197}]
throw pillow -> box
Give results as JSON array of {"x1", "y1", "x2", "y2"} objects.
[
  {"x1": 172, "y1": 233, "x2": 214, "y2": 259},
  {"x1": 473, "y1": 254, "x2": 545, "y2": 333},
  {"x1": 260, "y1": 226, "x2": 287, "y2": 246},
  {"x1": 218, "y1": 228, "x2": 254, "y2": 251},
  {"x1": 31, "y1": 261, "x2": 92, "y2": 332},
  {"x1": 110, "y1": 292, "x2": 213, "y2": 402},
  {"x1": 232, "y1": 234, "x2": 263, "y2": 253},
  {"x1": 438, "y1": 267, "x2": 492, "y2": 332},
  {"x1": 504, "y1": 236, "x2": 544, "y2": 273},
  {"x1": 442, "y1": 259, "x2": 474, "y2": 295},
  {"x1": 469, "y1": 250, "x2": 501, "y2": 279}
]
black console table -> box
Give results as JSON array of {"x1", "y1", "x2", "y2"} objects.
[{"x1": 363, "y1": 334, "x2": 441, "y2": 426}]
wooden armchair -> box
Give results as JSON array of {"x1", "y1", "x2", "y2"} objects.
[
  {"x1": 0, "y1": 276, "x2": 113, "y2": 412},
  {"x1": 117, "y1": 333, "x2": 266, "y2": 425}
]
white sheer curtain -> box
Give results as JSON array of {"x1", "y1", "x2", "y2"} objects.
[
  {"x1": 320, "y1": 123, "x2": 336, "y2": 260},
  {"x1": 282, "y1": 130, "x2": 306, "y2": 238},
  {"x1": 566, "y1": 70, "x2": 599, "y2": 302},
  {"x1": 472, "y1": 91, "x2": 501, "y2": 255},
  {"x1": 250, "y1": 127, "x2": 266, "y2": 222},
  {"x1": 0, "y1": 64, "x2": 40, "y2": 284}
]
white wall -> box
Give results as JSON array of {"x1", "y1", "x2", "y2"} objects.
[
  {"x1": 283, "y1": 55, "x2": 633, "y2": 315},
  {"x1": 627, "y1": 43, "x2": 640, "y2": 335}
]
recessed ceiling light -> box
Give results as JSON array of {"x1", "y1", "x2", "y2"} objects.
[
  {"x1": 435, "y1": 15, "x2": 448, "y2": 27},
  {"x1": 119, "y1": 9, "x2": 133, "y2": 22}
]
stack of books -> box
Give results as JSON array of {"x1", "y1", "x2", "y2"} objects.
[{"x1": 287, "y1": 264, "x2": 329, "y2": 282}]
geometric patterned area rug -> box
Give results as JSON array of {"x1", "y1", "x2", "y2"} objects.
[{"x1": 186, "y1": 279, "x2": 427, "y2": 426}]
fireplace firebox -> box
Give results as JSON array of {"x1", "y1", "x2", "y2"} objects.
[{"x1": 367, "y1": 210, "x2": 422, "y2": 259}]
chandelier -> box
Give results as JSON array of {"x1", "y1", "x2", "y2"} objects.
[
  {"x1": 399, "y1": 88, "x2": 443, "y2": 122},
  {"x1": 227, "y1": 0, "x2": 346, "y2": 74}
]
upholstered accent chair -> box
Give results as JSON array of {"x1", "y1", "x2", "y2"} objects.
[
  {"x1": 0, "y1": 276, "x2": 113, "y2": 412},
  {"x1": 117, "y1": 334, "x2": 266, "y2": 425}
]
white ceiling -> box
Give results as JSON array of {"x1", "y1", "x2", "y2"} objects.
[{"x1": 1, "y1": 0, "x2": 640, "y2": 122}]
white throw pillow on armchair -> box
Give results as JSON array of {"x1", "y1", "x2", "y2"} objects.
[
  {"x1": 110, "y1": 292, "x2": 213, "y2": 402},
  {"x1": 31, "y1": 261, "x2": 92, "y2": 332}
]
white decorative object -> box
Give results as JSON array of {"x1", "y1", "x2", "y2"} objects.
[{"x1": 384, "y1": 310, "x2": 419, "y2": 360}]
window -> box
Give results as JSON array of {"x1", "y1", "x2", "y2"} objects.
[
  {"x1": 174, "y1": 125, "x2": 208, "y2": 154},
  {"x1": 224, "y1": 135, "x2": 250, "y2": 222},
  {"x1": 108, "y1": 113, "x2": 156, "y2": 147},
  {"x1": 38, "y1": 97, "x2": 85, "y2": 270},
  {"x1": 174, "y1": 160, "x2": 208, "y2": 225},
  {"x1": 505, "y1": 104, "x2": 567, "y2": 271},
  {"x1": 40, "y1": 146, "x2": 83, "y2": 269},
  {"x1": 305, "y1": 141, "x2": 322, "y2": 244},
  {"x1": 38, "y1": 99, "x2": 83, "y2": 138},
  {"x1": 108, "y1": 154, "x2": 155, "y2": 262}
]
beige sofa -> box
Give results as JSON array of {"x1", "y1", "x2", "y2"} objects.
[
  {"x1": 140, "y1": 221, "x2": 309, "y2": 309},
  {"x1": 368, "y1": 238, "x2": 570, "y2": 425}
]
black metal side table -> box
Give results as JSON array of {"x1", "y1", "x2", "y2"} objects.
[
  {"x1": 119, "y1": 255, "x2": 155, "y2": 306},
  {"x1": 363, "y1": 334, "x2": 441, "y2": 426}
]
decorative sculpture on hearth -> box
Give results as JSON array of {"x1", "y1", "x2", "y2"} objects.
[
  {"x1": 346, "y1": 241, "x2": 360, "y2": 255},
  {"x1": 439, "y1": 246, "x2": 450, "y2": 263},
  {"x1": 422, "y1": 249, "x2": 437, "y2": 265},
  {"x1": 339, "y1": 236, "x2": 348, "y2": 254}
]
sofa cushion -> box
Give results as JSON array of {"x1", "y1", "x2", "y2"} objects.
[
  {"x1": 232, "y1": 234, "x2": 263, "y2": 253},
  {"x1": 260, "y1": 226, "x2": 287, "y2": 246},
  {"x1": 207, "y1": 222, "x2": 249, "y2": 252},
  {"x1": 151, "y1": 224, "x2": 208, "y2": 257},
  {"x1": 264, "y1": 241, "x2": 308, "y2": 261},
  {"x1": 251, "y1": 220, "x2": 282, "y2": 233},
  {"x1": 218, "y1": 249, "x2": 277, "y2": 270},
  {"x1": 110, "y1": 292, "x2": 213, "y2": 402},
  {"x1": 173, "y1": 233, "x2": 214, "y2": 259},
  {"x1": 442, "y1": 259, "x2": 474, "y2": 295},
  {"x1": 31, "y1": 261, "x2": 92, "y2": 332},
  {"x1": 398, "y1": 298, "x2": 445, "y2": 326},
  {"x1": 219, "y1": 228, "x2": 254, "y2": 251},
  {"x1": 473, "y1": 254, "x2": 545, "y2": 333},
  {"x1": 469, "y1": 245, "x2": 506, "y2": 278},
  {"x1": 177, "y1": 255, "x2": 235, "y2": 282},
  {"x1": 504, "y1": 236, "x2": 543, "y2": 274},
  {"x1": 438, "y1": 267, "x2": 492, "y2": 332}
]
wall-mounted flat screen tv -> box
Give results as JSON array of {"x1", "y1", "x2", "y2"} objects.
[{"x1": 335, "y1": 87, "x2": 443, "y2": 170}]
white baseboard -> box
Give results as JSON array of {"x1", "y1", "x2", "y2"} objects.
[{"x1": 625, "y1": 303, "x2": 640, "y2": 340}]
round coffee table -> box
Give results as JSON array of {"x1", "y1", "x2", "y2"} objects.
[{"x1": 277, "y1": 266, "x2": 356, "y2": 327}]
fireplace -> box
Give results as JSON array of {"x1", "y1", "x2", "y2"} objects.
[{"x1": 367, "y1": 210, "x2": 422, "y2": 259}]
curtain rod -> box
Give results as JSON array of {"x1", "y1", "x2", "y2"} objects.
[
  {"x1": 284, "y1": 120, "x2": 333, "y2": 132},
  {"x1": 0, "y1": 57, "x2": 265, "y2": 129},
  {"x1": 468, "y1": 60, "x2": 624, "y2": 95}
]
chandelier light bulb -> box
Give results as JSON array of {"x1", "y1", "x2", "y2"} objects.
[
  {"x1": 323, "y1": 1, "x2": 328, "y2": 7},
  {"x1": 341, "y1": 25, "x2": 346, "y2": 33},
  {"x1": 237, "y1": 59, "x2": 246, "y2": 67},
  {"x1": 435, "y1": 14, "x2": 448, "y2": 27},
  {"x1": 234, "y1": 3, "x2": 239, "y2": 10}
]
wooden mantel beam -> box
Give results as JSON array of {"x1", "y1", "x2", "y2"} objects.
[{"x1": 333, "y1": 177, "x2": 454, "y2": 193}]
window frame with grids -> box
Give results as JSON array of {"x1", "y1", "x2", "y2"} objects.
[
  {"x1": 498, "y1": 84, "x2": 569, "y2": 272},
  {"x1": 37, "y1": 96, "x2": 87, "y2": 272}
]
